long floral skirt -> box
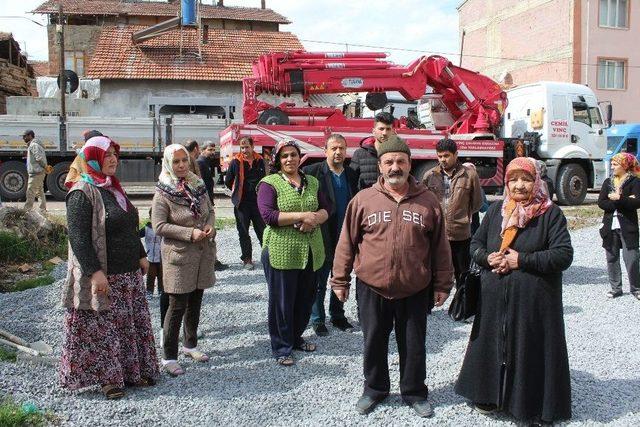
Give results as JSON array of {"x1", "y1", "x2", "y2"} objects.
[{"x1": 59, "y1": 271, "x2": 159, "y2": 390}]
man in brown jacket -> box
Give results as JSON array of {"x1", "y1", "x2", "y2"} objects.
[
  {"x1": 422, "y1": 138, "x2": 483, "y2": 288},
  {"x1": 331, "y1": 135, "x2": 453, "y2": 418}
]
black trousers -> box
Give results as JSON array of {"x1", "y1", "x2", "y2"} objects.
[
  {"x1": 234, "y1": 201, "x2": 266, "y2": 262},
  {"x1": 262, "y1": 248, "x2": 316, "y2": 358},
  {"x1": 356, "y1": 279, "x2": 430, "y2": 404},
  {"x1": 450, "y1": 238, "x2": 471, "y2": 288},
  {"x1": 163, "y1": 289, "x2": 204, "y2": 360}
]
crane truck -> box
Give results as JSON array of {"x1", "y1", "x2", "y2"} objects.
[{"x1": 219, "y1": 51, "x2": 612, "y2": 205}]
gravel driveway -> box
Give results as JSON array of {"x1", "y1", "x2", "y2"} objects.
[{"x1": 1, "y1": 226, "x2": 639, "y2": 426}]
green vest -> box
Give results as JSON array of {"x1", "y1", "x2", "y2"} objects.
[{"x1": 260, "y1": 173, "x2": 325, "y2": 271}]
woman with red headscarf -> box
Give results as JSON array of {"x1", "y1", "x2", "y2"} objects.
[
  {"x1": 598, "y1": 152, "x2": 640, "y2": 300},
  {"x1": 60, "y1": 136, "x2": 159, "y2": 399},
  {"x1": 455, "y1": 157, "x2": 574, "y2": 425}
]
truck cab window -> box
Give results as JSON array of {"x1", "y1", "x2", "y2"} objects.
[
  {"x1": 589, "y1": 107, "x2": 603, "y2": 125},
  {"x1": 627, "y1": 138, "x2": 638, "y2": 156},
  {"x1": 572, "y1": 102, "x2": 591, "y2": 126}
]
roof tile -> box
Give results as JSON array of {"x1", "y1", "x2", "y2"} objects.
[
  {"x1": 32, "y1": 0, "x2": 291, "y2": 24},
  {"x1": 86, "y1": 25, "x2": 303, "y2": 81}
]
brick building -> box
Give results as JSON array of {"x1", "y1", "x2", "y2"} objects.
[
  {"x1": 10, "y1": 0, "x2": 302, "y2": 119},
  {"x1": 458, "y1": 0, "x2": 639, "y2": 123},
  {"x1": 0, "y1": 33, "x2": 36, "y2": 114}
]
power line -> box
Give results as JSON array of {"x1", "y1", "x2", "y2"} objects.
[
  {"x1": 0, "y1": 16, "x2": 47, "y2": 27},
  {"x1": 299, "y1": 38, "x2": 639, "y2": 69}
]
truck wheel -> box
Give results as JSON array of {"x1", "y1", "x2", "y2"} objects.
[
  {"x1": 258, "y1": 109, "x2": 290, "y2": 125},
  {"x1": 556, "y1": 163, "x2": 587, "y2": 205},
  {"x1": 0, "y1": 161, "x2": 28, "y2": 201},
  {"x1": 411, "y1": 160, "x2": 438, "y2": 181},
  {"x1": 46, "y1": 161, "x2": 71, "y2": 201}
]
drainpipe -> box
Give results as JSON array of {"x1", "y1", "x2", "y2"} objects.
[
  {"x1": 261, "y1": 0, "x2": 266, "y2": 9},
  {"x1": 585, "y1": 0, "x2": 590, "y2": 85}
]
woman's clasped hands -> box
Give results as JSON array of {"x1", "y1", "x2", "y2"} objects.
[{"x1": 488, "y1": 248, "x2": 520, "y2": 275}]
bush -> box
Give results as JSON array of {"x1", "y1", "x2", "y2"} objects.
[
  {"x1": 0, "y1": 231, "x2": 67, "y2": 265},
  {"x1": 12, "y1": 276, "x2": 55, "y2": 292},
  {"x1": 0, "y1": 347, "x2": 16, "y2": 363},
  {"x1": 0, "y1": 397, "x2": 46, "y2": 427}
]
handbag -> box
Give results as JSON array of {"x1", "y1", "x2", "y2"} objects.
[{"x1": 448, "y1": 254, "x2": 482, "y2": 321}]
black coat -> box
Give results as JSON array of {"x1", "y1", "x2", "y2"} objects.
[
  {"x1": 196, "y1": 156, "x2": 214, "y2": 202},
  {"x1": 349, "y1": 137, "x2": 378, "y2": 191},
  {"x1": 598, "y1": 176, "x2": 640, "y2": 250},
  {"x1": 455, "y1": 202, "x2": 573, "y2": 422},
  {"x1": 302, "y1": 161, "x2": 357, "y2": 261}
]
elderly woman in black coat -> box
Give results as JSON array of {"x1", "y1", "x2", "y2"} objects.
[{"x1": 455, "y1": 157, "x2": 573, "y2": 425}]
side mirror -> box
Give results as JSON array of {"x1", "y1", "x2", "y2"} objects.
[{"x1": 606, "y1": 104, "x2": 613, "y2": 128}]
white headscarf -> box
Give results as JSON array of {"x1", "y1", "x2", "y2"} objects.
[{"x1": 158, "y1": 144, "x2": 204, "y2": 190}]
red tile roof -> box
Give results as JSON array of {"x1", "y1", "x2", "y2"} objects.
[
  {"x1": 86, "y1": 26, "x2": 303, "y2": 81},
  {"x1": 32, "y1": 0, "x2": 291, "y2": 24}
]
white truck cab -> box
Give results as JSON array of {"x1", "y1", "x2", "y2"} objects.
[{"x1": 502, "y1": 81, "x2": 610, "y2": 204}]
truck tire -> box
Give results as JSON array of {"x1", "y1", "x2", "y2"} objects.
[
  {"x1": 0, "y1": 161, "x2": 28, "y2": 201},
  {"x1": 555, "y1": 163, "x2": 587, "y2": 206},
  {"x1": 46, "y1": 161, "x2": 71, "y2": 201},
  {"x1": 258, "y1": 109, "x2": 290, "y2": 125},
  {"x1": 411, "y1": 160, "x2": 438, "y2": 181}
]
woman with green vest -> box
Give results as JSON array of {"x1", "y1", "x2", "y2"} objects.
[{"x1": 257, "y1": 139, "x2": 330, "y2": 366}]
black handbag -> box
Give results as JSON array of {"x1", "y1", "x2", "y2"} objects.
[{"x1": 448, "y1": 257, "x2": 482, "y2": 321}]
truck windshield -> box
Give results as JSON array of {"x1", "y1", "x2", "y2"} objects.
[{"x1": 607, "y1": 136, "x2": 623, "y2": 154}]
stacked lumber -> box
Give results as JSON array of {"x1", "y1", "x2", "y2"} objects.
[{"x1": 0, "y1": 59, "x2": 33, "y2": 95}]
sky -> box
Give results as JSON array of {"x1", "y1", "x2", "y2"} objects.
[{"x1": 0, "y1": 0, "x2": 463, "y2": 66}]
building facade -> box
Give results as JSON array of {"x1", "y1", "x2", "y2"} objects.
[{"x1": 458, "y1": 0, "x2": 639, "y2": 123}]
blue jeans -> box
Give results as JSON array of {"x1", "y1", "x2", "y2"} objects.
[{"x1": 310, "y1": 261, "x2": 346, "y2": 325}]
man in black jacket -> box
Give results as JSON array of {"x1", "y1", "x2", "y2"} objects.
[
  {"x1": 197, "y1": 140, "x2": 217, "y2": 203},
  {"x1": 350, "y1": 112, "x2": 394, "y2": 191},
  {"x1": 302, "y1": 134, "x2": 357, "y2": 335},
  {"x1": 224, "y1": 136, "x2": 266, "y2": 270}
]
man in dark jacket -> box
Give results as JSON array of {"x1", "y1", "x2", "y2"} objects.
[
  {"x1": 350, "y1": 112, "x2": 394, "y2": 191},
  {"x1": 197, "y1": 140, "x2": 217, "y2": 203},
  {"x1": 302, "y1": 134, "x2": 357, "y2": 336},
  {"x1": 332, "y1": 135, "x2": 453, "y2": 418},
  {"x1": 224, "y1": 136, "x2": 266, "y2": 269}
]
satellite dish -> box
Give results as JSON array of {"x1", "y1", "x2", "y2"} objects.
[{"x1": 57, "y1": 70, "x2": 79, "y2": 94}]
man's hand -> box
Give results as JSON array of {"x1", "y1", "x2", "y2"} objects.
[
  {"x1": 434, "y1": 291, "x2": 449, "y2": 307},
  {"x1": 91, "y1": 270, "x2": 109, "y2": 295},
  {"x1": 333, "y1": 288, "x2": 349, "y2": 302},
  {"x1": 139, "y1": 258, "x2": 149, "y2": 276}
]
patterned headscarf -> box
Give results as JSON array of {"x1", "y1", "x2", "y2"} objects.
[
  {"x1": 611, "y1": 152, "x2": 640, "y2": 191},
  {"x1": 272, "y1": 139, "x2": 301, "y2": 171},
  {"x1": 156, "y1": 144, "x2": 207, "y2": 218},
  {"x1": 65, "y1": 136, "x2": 129, "y2": 211},
  {"x1": 500, "y1": 157, "x2": 552, "y2": 251}
]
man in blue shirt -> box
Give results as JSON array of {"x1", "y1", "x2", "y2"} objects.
[{"x1": 302, "y1": 134, "x2": 358, "y2": 335}]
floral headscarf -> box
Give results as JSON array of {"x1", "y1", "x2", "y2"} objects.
[
  {"x1": 611, "y1": 152, "x2": 640, "y2": 191},
  {"x1": 500, "y1": 157, "x2": 552, "y2": 251},
  {"x1": 272, "y1": 139, "x2": 301, "y2": 171},
  {"x1": 156, "y1": 144, "x2": 207, "y2": 218},
  {"x1": 65, "y1": 136, "x2": 129, "y2": 211}
]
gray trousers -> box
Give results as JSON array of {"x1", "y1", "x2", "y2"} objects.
[{"x1": 605, "y1": 229, "x2": 639, "y2": 294}]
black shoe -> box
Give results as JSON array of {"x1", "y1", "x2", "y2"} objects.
[
  {"x1": 312, "y1": 323, "x2": 329, "y2": 336},
  {"x1": 474, "y1": 402, "x2": 498, "y2": 414},
  {"x1": 607, "y1": 290, "x2": 623, "y2": 299},
  {"x1": 411, "y1": 400, "x2": 434, "y2": 418},
  {"x1": 214, "y1": 260, "x2": 229, "y2": 271},
  {"x1": 355, "y1": 395, "x2": 381, "y2": 415},
  {"x1": 331, "y1": 318, "x2": 353, "y2": 331}
]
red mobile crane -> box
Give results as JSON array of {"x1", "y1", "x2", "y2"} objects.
[{"x1": 220, "y1": 51, "x2": 525, "y2": 187}]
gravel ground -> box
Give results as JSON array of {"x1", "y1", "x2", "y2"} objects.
[{"x1": 1, "y1": 226, "x2": 639, "y2": 426}]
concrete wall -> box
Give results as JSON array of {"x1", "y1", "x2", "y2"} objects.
[
  {"x1": 459, "y1": 0, "x2": 575, "y2": 85},
  {"x1": 7, "y1": 79, "x2": 242, "y2": 118},
  {"x1": 580, "y1": 0, "x2": 640, "y2": 123}
]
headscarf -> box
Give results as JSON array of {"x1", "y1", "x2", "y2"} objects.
[
  {"x1": 271, "y1": 139, "x2": 301, "y2": 172},
  {"x1": 156, "y1": 144, "x2": 207, "y2": 218},
  {"x1": 611, "y1": 152, "x2": 640, "y2": 191},
  {"x1": 500, "y1": 157, "x2": 552, "y2": 252},
  {"x1": 65, "y1": 136, "x2": 129, "y2": 211}
]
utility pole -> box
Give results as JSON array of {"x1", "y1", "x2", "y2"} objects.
[
  {"x1": 459, "y1": 30, "x2": 465, "y2": 67},
  {"x1": 57, "y1": 4, "x2": 67, "y2": 151}
]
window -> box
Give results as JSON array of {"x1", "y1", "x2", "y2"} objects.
[
  {"x1": 598, "y1": 59, "x2": 626, "y2": 90},
  {"x1": 572, "y1": 102, "x2": 605, "y2": 127},
  {"x1": 64, "y1": 51, "x2": 85, "y2": 76},
  {"x1": 599, "y1": 0, "x2": 628, "y2": 28}
]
